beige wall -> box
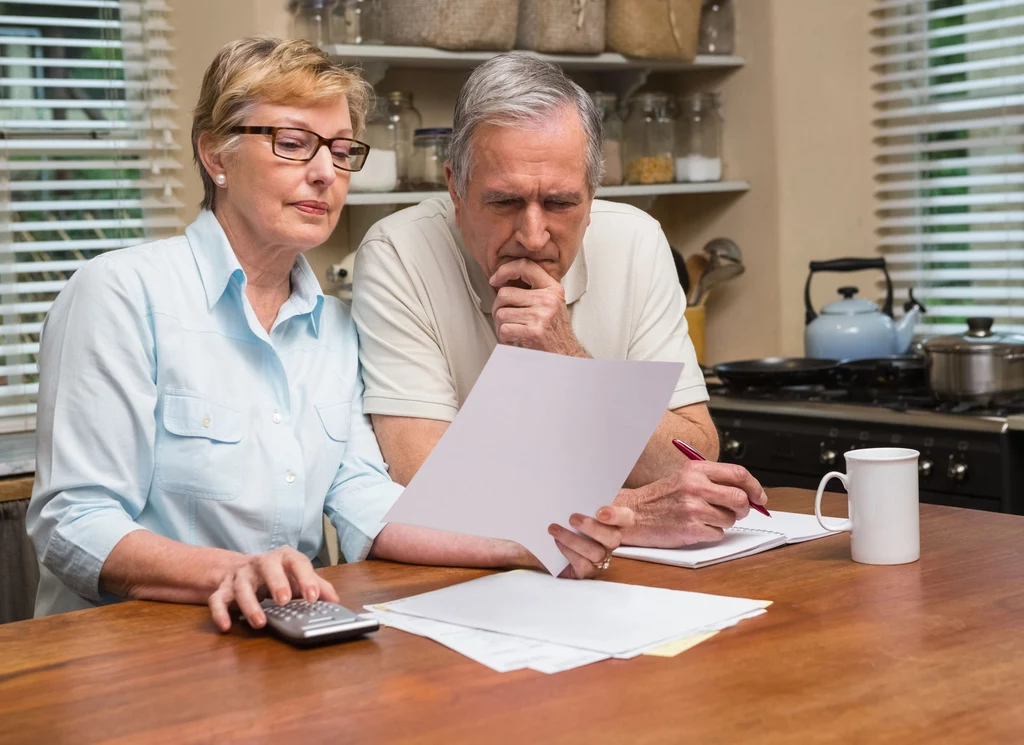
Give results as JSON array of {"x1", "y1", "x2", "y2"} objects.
[
  {"x1": 167, "y1": 0, "x2": 876, "y2": 362},
  {"x1": 768, "y1": 0, "x2": 876, "y2": 359}
]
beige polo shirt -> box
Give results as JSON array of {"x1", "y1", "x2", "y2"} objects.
[{"x1": 351, "y1": 197, "x2": 708, "y2": 422}]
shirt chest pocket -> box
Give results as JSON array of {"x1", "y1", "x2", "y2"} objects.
[
  {"x1": 315, "y1": 401, "x2": 351, "y2": 458},
  {"x1": 155, "y1": 390, "x2": 246, "y2": 500}
]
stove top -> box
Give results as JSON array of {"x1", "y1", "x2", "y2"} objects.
[{"x1": 706, "y1": 383, "x2": 1024, "y2": 418}]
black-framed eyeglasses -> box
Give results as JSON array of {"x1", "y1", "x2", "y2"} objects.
[{"x1": 230, "y1": 126, "x2": 370, "y2": 172}]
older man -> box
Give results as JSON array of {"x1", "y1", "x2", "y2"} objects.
[{"x1": 354, "y1": 53, "x2": 767, "y2": 562}]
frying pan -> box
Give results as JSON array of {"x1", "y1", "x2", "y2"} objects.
[
  {"x1": 836, "y1": 355, "x2": 927, "y2": 390},
  {"x1": 713, "y1": 357, "x2": 840, "y2": 389}
]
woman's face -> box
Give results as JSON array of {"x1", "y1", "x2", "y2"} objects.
[{"x1": 217, "y1": 97, "x2": 353, "y2": 253}]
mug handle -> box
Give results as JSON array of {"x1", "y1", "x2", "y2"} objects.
[{"x1": 815, "y1": 471, "x2": 853, "y2": 532}]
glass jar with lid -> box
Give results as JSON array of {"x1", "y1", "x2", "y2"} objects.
[
  {"x1": 623, "y1": 92, "x2": 675, "y2": 185},
  {"x1": 385, "y1": 92, "x2": 422, "y2": 191},
  {"x1": 410, "y1": 128, "x2": 452, "y2": 191},
  {"x1": 291, "y1": 0, "x2": 335, "y2": 46},
  {"x1": 698, "y1": 0, "x2": 735, "y2": 55},
  {"x1": 590, "y1": 91, "x2": 624, "y2": 186},
  {"x1": 331, "y1": 0, "x2": 384, "y2": 45},
  {"x1": 348, "y1": 98, "x2": 397, "y2": 192},
  {"x1": 675, "y1": 92, "x2": 723, "y2": 182}
]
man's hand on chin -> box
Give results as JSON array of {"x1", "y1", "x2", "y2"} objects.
[{"x1": 489, "y1": 258, "x2": 589, "y2": 357}]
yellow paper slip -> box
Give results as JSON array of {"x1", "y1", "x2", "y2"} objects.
[{"x1": 643, "y1": 631, "x2": 720, "y2": 658}]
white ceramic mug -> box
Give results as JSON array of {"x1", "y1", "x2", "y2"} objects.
[{"x1": 815, "y1": 447, "x2": 921, "y2": 565}]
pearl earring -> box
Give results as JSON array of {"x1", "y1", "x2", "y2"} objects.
[{"x1": 215, "y1": 174, "x2": 226, "y2": 186}]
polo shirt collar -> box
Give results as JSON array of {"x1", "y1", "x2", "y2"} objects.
[{"x1": 444, "y1": 198, "x2": 590, "y2": 315}]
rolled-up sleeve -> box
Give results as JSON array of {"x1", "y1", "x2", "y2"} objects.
[
  {"x1": 352, "y1": 238, "x2": 461, "y2": 422},
  {"x1": 323, "y1": 316, "x2": 404, "y2": 563},
  {"x1": 27, "y1": 259, "x2": 156, "y2": 603}
]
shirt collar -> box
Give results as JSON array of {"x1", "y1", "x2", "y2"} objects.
[
  {"x1": 286, "y1": 254, "x2": 326, "y2": 337},
  {"x1": 185, "y1": 209, "x2": 325, "y2": 336},
  {"x1": 443, "y1": 198, "x2": 590, "y2": 315}
]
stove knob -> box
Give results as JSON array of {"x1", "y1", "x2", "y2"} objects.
[
  {"x1": 947, "y1": 457, "x2": 968, "y2": 483},
  {"x1": 919, "y1": 459, "x2": 933, "y2": 479},
  {"x1": 819, "y1": 445, "x2": 837, "y2": 466},
  {"x1": 723, "y1": 438, "x2": 744, "y2": 458}
]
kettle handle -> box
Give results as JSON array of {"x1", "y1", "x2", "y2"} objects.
[{"x1": 804, "y1": 257, "x2": 894, "y2": 324}]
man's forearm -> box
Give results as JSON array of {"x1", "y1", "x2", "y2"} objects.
[
  {"x1": 100, "y1": 531, "x2": 248, "y2": 605},
  {"x1": 625, "y1": 407, "x2": 719, "y2": 488},
  {"x1": 370, "y1": 523, "x2": 537, "y2": 569}
]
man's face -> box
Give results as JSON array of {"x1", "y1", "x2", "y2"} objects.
[{"x1": 447, "y1": 105, "x2": 592, "y2": 287}]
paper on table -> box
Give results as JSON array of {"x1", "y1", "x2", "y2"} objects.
[
  {"x1": 370, "y1": 604, "x2": 727, "y2": 672},
  {"x1": 611, "y1": 608, "x2": 768, "y2": 658},
  {"x1": 382, "y1": 569, "x2": 770, "y2": 656},
  {"x1": 383, "y1": 346, "x2": 682, "y2": 575},
  {"x1": 368, "y1": 605, "x2": 609, "y2": 674}
]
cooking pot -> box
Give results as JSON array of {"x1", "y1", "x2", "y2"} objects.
[{"x1": 922, "y1": 317, "x2": 1024, "y2": 403}]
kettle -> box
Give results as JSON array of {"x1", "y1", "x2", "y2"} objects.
[{"x1": 803, "y1": 257, "x2": 925, "y2": 362}]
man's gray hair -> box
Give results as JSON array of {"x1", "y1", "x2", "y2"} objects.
[{"x1": 449, "y1": 52, "x2": 604, "y2": 198}]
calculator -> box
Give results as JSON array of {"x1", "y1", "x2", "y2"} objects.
[{"x1": 254, "y1": 598, "x2": 380, "y2": 647}]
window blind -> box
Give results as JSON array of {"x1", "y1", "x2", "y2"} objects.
[
  {"x1": 871, "y1": 0, "x2": 1024, "y2": 337},
  {"x1": 0, "y1": 0, "x2": 182, "y2": 433}
]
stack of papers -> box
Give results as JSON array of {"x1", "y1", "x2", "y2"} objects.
[
  {"x1": 368, "y1": 570, "x2": 770, "y2": 674},
  {"x1": 614, "y1": 510, "x2": 838, "y2": 569}
]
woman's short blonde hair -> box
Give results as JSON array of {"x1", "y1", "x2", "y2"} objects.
[{"x1": 191, "y1": 36, "x2": 372, "y2": 210}]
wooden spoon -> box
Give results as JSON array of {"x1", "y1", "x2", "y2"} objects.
[{"x1": 685, "y1": 253, "x2": 708, "y2": 306}]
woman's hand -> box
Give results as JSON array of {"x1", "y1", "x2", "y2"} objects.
[
  {"x1": 548, "y1": 505, "x2": 635, "y2": 579},
  {"x1": 207, "y1": 547, "x2": 340, "y2": 632}
]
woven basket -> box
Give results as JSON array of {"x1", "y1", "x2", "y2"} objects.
[
  {"x1": 516, "y1": 0, "x2": 606, "y2": 54},
  {"x1": 382, "y1": 0, "x2": 519, "y2": 51},
  {"x1": 606, "y1": 0, "x2": 701, "y2": 61}
]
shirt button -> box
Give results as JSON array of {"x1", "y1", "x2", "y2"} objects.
[
  {"x1": 272, "y1": 412, "x2": 282, "y2": 424},
  {"x1": 201, "y1": 416, "x2": 212, "y2": 428},
  {"x1": 285, "y1": 471, "x2": 296, "y2": 484}
]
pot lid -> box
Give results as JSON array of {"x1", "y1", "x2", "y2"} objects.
[
  {"x1": 923, "y1": 317, "x2": 1024, "y2": 354},
  {"x1": 821, "y1": 286, "x2": 880, "y2": 315}
]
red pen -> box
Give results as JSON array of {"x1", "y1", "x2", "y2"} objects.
[{"x1": 672, "y1": 439, "x2": 771, "y2": 517}]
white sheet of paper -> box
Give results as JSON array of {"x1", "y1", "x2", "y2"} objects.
[
  {"x1": 383, "y1": 346, "x2": 682, "y2": 575},
  {"x1": 368, "y1": 606, "x2": 609, "y2": 674},
  {"x1": 382, "y1": 570, "x2": 770, "y2": 656}
]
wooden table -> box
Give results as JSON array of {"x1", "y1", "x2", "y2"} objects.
[{"x1": 2, "y1": 488, "x2": 1023, "y2": 744}]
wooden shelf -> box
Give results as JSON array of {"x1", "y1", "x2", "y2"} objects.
[
  {"x1": 324, "y1": 44, "x2": 744, "y2": 72},
  {"x1": 345, "y1": 181, "x2": 750, "y2": 206}
]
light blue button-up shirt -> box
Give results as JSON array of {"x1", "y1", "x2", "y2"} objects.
[{"x1": 27, "y1": 210, "x2": 403, "y2": 616}]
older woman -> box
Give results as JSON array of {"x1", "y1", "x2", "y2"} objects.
[{"x1": 28, "y1": 37, "x2": 629, "y2": 632}]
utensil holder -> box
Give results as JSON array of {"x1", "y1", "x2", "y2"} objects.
[{"x1": 685, "y1": 302, "x2": 706, "y2": 366}]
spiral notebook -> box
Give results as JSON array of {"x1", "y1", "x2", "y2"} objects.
[{"x1": 613, "y1": 510, "x2": 838, "y2": 569}]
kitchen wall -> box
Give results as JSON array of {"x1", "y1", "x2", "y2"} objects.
[{"x1": 167, "y1": 0, "x2": 876, "y2": 362}]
